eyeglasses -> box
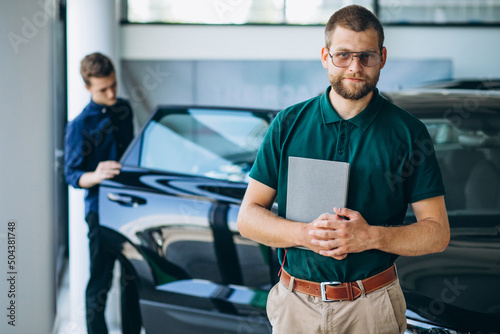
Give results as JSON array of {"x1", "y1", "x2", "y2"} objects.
[{"x1": 328, "y1": 50, "x2": 382, "y2": 68}]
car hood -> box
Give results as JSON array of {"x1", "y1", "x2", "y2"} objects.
[{"x1": 397, "y1": 214, "x2": 500, "y2": 332}]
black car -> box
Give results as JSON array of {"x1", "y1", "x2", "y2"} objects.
[
  {"x1": 418, "y1": 79, "x2": 500, "y2": 91},
  {"x1": 98, "y1": 93, "x2": 500, "y2": 334}
]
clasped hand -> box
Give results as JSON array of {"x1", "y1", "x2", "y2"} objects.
[{"x1": 306, "y1": 207, "x2": 374, "y2": 260}]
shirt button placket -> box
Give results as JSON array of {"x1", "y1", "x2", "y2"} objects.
[{"x1": 337, "y1": 121, "x2": 347, "y2": 159}]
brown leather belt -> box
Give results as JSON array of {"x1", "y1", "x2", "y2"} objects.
[{"x1": 280, "y1": 265, "x2": 397, "y2": 302}]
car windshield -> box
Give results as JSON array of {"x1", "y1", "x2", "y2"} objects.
[
  {"x1": 422, "y1": 118, "x2": 500, "y2": 217},
  {"x1": 139, "y1": 107, "x2": 270, "y2": 182}
]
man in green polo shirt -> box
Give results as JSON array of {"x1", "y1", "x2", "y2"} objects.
[{"x1": 237, "y1": 5, "x2": 449, "y2": 334}]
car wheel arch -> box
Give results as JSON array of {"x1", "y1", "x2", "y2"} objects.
[{"x1": 100, "y1": 226, "x2": 157, "y2": 296}]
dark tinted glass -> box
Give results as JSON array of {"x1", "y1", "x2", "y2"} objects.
[
  {"x1": 139, "y1": 108, "x2": 270, "y2": 182},
  {"x1": 422, "y1": 118, "x2": 500, "y2": 216}
]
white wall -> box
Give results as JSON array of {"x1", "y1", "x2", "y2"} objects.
[
  {"x1": 66, "y1": 0, "x2": 122, "y2": 332},
  {"x1": 0, "y1": 0, "x2": 56, "y2": 333},
  {"x1": 121, "y1": 25, "x2": 324, "y2": 60},
  {"x1": 121, "y1": 24, "x2": 500, "y2": 78},
  {"x1": 384, "y1": 26, "x2": 500, "y2": 79}
]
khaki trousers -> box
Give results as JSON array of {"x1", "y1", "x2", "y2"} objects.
[{"x1": 266, "y1": 277, "x2": 407, "y2": 334}]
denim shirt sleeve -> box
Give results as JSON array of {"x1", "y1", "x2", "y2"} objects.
[{"x1": 64, "y1": 120, "x2": 87, "y2": 189}]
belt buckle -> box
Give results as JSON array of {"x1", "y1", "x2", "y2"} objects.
[{"x1": 320, "y1": 281, "x2": 342, "y2": 302}]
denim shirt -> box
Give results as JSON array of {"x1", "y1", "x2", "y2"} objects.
[{"x1": 64, "y1": 98, "x2": 134, "y2": 216}]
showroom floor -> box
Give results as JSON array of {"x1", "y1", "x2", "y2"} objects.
[{"x1": 54, "y1": 265, "x2": 126, "y2": 334}]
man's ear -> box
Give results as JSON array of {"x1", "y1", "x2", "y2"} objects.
[
  {"x1": 85, "y1": 84, "x2": 91, "y2": 92},
  {"x1": 321, "y1": 46, "x2": 330, "y2": 69},
  {"x1": 380, "y1": 46, "x2": 387, "y2": 70}
]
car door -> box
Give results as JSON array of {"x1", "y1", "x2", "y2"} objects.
[{"x1": 99, "y1": 106, "x2": 277, "y2": 334}]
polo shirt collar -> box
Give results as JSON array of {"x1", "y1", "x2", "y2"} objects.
[
  {"x1": 320, "y1": 87, "x2": 343, "y2": 124},
  {"x1": 320, "y1": 86, "x2": 384, "y2": 131}
]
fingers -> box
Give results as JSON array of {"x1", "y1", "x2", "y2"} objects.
[
  {"x1": 310, "y1": 236, "x2": 339, "y2": 248},
  {"x1": 102, "y1": 169, "x2": 121, "y2": 179},
  {"x1": 309, "y1": 226, "x2": 345, "y2": 242},
  {"x1": 320, "y1": 249, "x2": 348, "y2": 260},
  {"x1": 98, "y1": 160, "x2": 122, "y2": 169},
  {"x1": 308, "y1": 226, "x2": 345, "y2": 257},
  {"x1": 312, "y1": 218, "x2": 344, "y2": 230},
  {"x1": 309, "y1": 215, "x2": 346, "y2": 241},
  {"x1": 333, "y1": 207, "x2": 359, "y2": 220},
  {"x1": 96, "y1": 160, "x2": 122, "y2": 180},
  {"x1": 315, "y1": 212, "x2": 337, "y2": 221},
  {"x1": 313, "y1": 209, "x2": 351, "y2": 228},
  {"x1": 309, "y1": 237, "x2": 348, "y2": 260},
  {"x1": 307, "y1": 208, "x2": 363, "y2": 260}
]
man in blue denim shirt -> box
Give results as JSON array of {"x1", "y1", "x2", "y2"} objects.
[{"x1": 64, "y1": 52, "x2": 140, "y2": 334}]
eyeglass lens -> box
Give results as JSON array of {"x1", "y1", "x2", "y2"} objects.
[{"x1": 331, "y1": 52, "x2": 381, "y2": 68}]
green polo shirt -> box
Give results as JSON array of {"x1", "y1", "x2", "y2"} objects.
[{"x1": 249, "y1": 87, "x2": 445, "y2": 283}]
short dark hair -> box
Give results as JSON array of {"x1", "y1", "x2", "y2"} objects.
[
  {"x1": 80, "y1": 52, "x2": 115, "y2": 86},
  {"x1": 325, "y1": 5, "x2": 384, "y2": 52}
]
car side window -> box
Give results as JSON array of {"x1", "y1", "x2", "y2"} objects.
[{"x1": 139, "y1": 108, "x2": 270, "y2": 182}]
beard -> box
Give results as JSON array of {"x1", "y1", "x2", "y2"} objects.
[{"x1": 329, "y1": 70, "x2": 380, "y2": 100}]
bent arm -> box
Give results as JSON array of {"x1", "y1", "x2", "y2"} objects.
[
  {"x1": 374, "y1": 195, "x2": 450, "y2": 256},
  {"x1": 311, "y1": 196, "x2": 450, "y2": 259},
  {"x1": 237, "y1": 178, "x2": 315, "y2": 249}
]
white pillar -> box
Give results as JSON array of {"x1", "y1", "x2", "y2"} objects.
[
  {"x1": 0, "y1": 0, "x2": 56, "y2": 333},
  {"x1": 66, "y1": 0, "x2": 121, "y2": 332}
]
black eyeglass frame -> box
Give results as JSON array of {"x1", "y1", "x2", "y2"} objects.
[{"x1": 327, "y1": 49, "x2": 383, "y2": 68}]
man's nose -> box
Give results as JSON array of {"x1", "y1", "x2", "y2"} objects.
[
  {"x1": 107, "y1": 89, "x2": 116, "y2": 99},
  {"x1": 348, "y1": 55, "x2": 363, "y2": 72}
]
